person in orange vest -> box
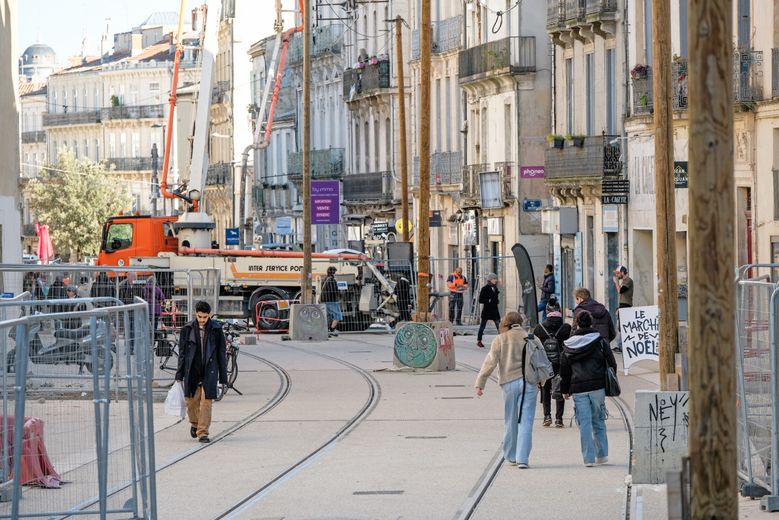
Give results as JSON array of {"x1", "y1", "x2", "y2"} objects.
[{"x1": 447, "y1": 266, "x2": 469, "y2": 325}]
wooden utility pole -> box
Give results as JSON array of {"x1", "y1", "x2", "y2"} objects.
[
  {"x1": 395, "y1": 16, "x2": 410, "y2": 242},
  {"x1": 302, "y1": 0, "x2": 312, "y2": 304},
  {"x1": 416, "y1": 0, "x2": 431, "y2": 320},
  {"x1": 652, "y1": 0, "x2": 679, "y2": 390},
  {"x1": 688, "y1": 0, "x2": 737, "y2": 517}
]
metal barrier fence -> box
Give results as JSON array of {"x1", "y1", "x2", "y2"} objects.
[
  {"x1": 7, "y1": 265, "x2": 219, "y2": 374},
  {"x1": 0, "y1": 294, "x2": 156, "y2": 518},
  {"x1": 735, "y1": 265, "x2": 779, "y2": 505}
]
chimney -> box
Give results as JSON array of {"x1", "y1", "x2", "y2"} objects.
[{"x1": 131, "y1": 32, "x2": 143, "y2": 57}]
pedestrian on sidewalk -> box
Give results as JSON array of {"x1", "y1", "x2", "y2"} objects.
[
  {"x1": 573, "y1": 288, "x2": 616, "y2": 343},
  {"x1": 321, "y1": 266, "x2": 342, "y2": 336},
  {"x1": 560, "y1": 310, "x2": 617, "y2": 467},
  {"x1": 611, "y1": 265, "x2": 634, "y2": 353},
  {"x1": 474, "y1": 311, "x2": 538, "y2": 469},
  {"x1": 537, "y1": 264, "x2": 555, "y2": 321},
  {"x1": 476, "y1": 273, "x2": 501, "y2": 348},
  {"x1": 533, "y1": 298, "x2": 571, "y2": 428},
  {"x1": 447, "y1": 266, "x2": 469, "y2": 325},
  {"x1": 176, "y1": 301, "x2": 227, "y2": 444}
]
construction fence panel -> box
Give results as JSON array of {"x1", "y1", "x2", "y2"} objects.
[
  {"x1": 735, "y1": 265, "x2": 779, "y2": 501},
  {"x1": 0, "y1": 297, "x2": 156, "y2": 519}
]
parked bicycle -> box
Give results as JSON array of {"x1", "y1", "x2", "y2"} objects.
[{"x1": 215, "y1": 319, "x2": 247, "y2": 401}]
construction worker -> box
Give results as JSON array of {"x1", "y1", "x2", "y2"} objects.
[{"x1": 447, "y1": 266, "x2": 469, "y2": 325}]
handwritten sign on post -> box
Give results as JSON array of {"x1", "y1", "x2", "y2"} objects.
[{"x1": 618, "y1": 305, "x2": 659, "y2": 373}]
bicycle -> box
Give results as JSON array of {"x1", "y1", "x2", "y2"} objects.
[{"x1": 215, "y1": 319, "x2": 247, "y2": 401}]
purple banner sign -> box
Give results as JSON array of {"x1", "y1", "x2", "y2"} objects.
[
  {"x1": 520, "y1": 166, "x2": 545, "y2": 179},
  {"x1": 311, "y1": 180, "x2": 340, "y2": 224}
]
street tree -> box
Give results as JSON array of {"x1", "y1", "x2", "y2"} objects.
[{"x1": 26, "y1": 150, "x2": 132, "y2": 262}]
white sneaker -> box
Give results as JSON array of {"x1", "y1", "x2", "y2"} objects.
[
  {"x1": 517, "y1": 463, "x2": 529, "y2": 469},
  {"x1": 584, "y1": 462, "x2": 596, "y2": 467},
  {"x1": 596, "y1": 456, "x2": 608, "y2": 465}
]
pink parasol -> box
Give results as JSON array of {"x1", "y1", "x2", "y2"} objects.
[{"x1": 35, "y1": 223, "x2": 53, "y2": 264}]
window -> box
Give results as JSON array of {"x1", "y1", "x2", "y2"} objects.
[
  {"x1": 94, "y1": 88, "x2": 99, "y2": 109},
  {"x1": 109, "y1": 134, "x2": 116, "y2": 157},
  {"x1": 104, "y1": 223, "x2": 133, "y2": 252},
  {"x1": 606, "y1": 49, "x2": 616, "y2": 134},
  {"x1": 120, "y1": 133, "x2": 126, "y2": 157},
  {"x1": 95, "y1": 139, "x2": 100, "y2": 161},
  {"x1": 72, "y1": 89, "x2": 77, "y2": 111},
  {"x1": 679, "y1": 0, "x2": 688, "y2": 57},
  {"x1": 445, "y1": 76, "x2": 452, "y2": 151},
  {"x1": 83, "y1": 88, "x2": 87, "y2": 110},
  {"x1": 149, "y1": 82, "x2": 161, "y2": 104},
  {"x1": 73, "y1": 140, "x2": 78, "y2": 158},
  {"x1": 773, "y1": 169, "x2": 779, "y2": 220},
  {"x1": 566, "y1": 58, "x2": 574, "y2": 136},
  {"x1": 385, "y1": 118, "x2": 391, "y2": 171},
  {"x1": 62, "y1": 90, "x2": 68, "y2": 112},
  {"x1": 363, "y1": 121, "x2": 369, "y2": 172},
  {"x1": 374, "y1": 119, "x2": 380, "y2": 172},
  {"x1": 132, "y1": 132, "x2": 140, "y2": 157},
  {"x1": 84, "y1": 139, "x2": 89, "y2": 159},
  {"x1": 644, "y1": 0, "x2": 653, "y2": 65},
  {"x1": 435, "y1": 78, "x2": 441, "y2": 151},
  {"x1": 354, "y1": 122, "x2": 361, "y2": 172},
  {"x1": 586, "y1": 53, "x2": 595, "y2": 135},
  {"x1": 504, "y1": 104, "x2": 512, "y2": 162},
  {"x1": 51, "y1": 90, "x2": 57, "y2": 113}
]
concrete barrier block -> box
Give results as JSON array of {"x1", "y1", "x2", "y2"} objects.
[
  {"x1": 393, "y1": 321, "x2": 455, "y2": 371},
  {"x1": 289, "y1": 304, "x2": 329, "y2": 341},
  {"x1": 632, "y1": 390, "x2": 689, "y2": 484}
]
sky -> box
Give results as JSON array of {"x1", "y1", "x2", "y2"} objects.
[{"x1": 18, "y1": 1, "x2": 284, "y2": 65}]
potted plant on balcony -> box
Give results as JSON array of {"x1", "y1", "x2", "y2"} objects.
[
  {"x1": 567, "y1": 134, "x2": 586, "y2": 147},
  {"x1": 630, "y1": 64, "x2": 649, "y2": 80},
  {"x1": 547, "y1": 133, "x2": 566, "y2": 149}
]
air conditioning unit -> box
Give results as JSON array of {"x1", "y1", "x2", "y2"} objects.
[{"x1": 541, "y1": 207, "x2": 578, "y2": 234}]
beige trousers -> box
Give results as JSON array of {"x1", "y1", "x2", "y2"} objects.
[{"x1": 186, "y1": 386, "x2": 213, "y2": 438}]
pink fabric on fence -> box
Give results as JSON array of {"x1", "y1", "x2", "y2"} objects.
[{"x1": 0, "y1": 416, "x2": 61, "y2": 488}]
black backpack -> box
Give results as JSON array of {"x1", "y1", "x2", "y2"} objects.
[{"x1": 538, "y1": 323, "x2": 562, "y2": 366}]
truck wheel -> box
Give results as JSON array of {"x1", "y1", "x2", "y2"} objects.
[{"x1": 251, "y1": 293, "x2": 288, "y2": 331}]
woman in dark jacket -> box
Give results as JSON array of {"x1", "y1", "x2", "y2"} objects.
[
  {"x1": 560, "y1": 310, "x2": 617, "y2": 467},
  {"x1": 476, "y1": 273, "x2": 500, "y2": 348},
  {"x1": 533, "y1": 298, "x2": 572, "y2": 427}
]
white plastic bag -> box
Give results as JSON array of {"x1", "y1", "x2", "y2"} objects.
[{"x1": 164, "y1": 382, "x2": 186, "y2": 417}]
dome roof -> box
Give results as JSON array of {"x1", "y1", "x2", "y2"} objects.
[{"x1": 21, "y1": 44, "x2": 56, "y2": 65}]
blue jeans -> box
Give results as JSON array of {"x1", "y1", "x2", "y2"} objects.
[
  {"x1": 572, "y1": 389, "x2": 609, "y2": 464},
  {"x1": 537, "y1": 300, "x2": 548, "y2": 321},
  {"x1": 501, "y1": 377, "x2": 538, "y2": 464}
]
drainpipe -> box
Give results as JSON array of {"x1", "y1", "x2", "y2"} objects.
[{"x1": 621, "y1": 0, "x2": 630, "y2": 266}]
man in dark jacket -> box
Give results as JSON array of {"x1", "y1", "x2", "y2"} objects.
[
  {"x1": 560, "y1": 310, "x2": 618, "y2": 467},
  {"x1": 537, "y1": 264, "x2": 555, "y2": 320},
  {"x1": 320, "y1": 266, "x2": 342, "y2": 336},
  {"x1": 476, "y1": 273, "x2": 500, "y2": 348},
  {"x1": 573, "y1": 287, "x2": 616, "y2": 343},
  {"x1": 175, "y1": 301, "x2": 227, "y2": 443},
  {"x1": 533, "y1": 298, "x2": 572, "y2": 427}
]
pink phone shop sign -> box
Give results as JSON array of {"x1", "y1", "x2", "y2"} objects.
[{"x1": 520, "y1": 166, "x2": 545, "y2": 179}]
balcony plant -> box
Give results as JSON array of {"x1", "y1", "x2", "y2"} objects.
[
  {"x1": 567, "y1": 134, "x2": 586, "y2": 147},
  {"x1": 547, "y1": 133, "x2": 565, "y2": 149},
  {"x1": 630, "y1": 64, "x2": 649, "y2": 80}
]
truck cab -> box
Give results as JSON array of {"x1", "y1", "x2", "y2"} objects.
[{"x1": 96, "y1": 215, "x2": 179, "y2": 268}]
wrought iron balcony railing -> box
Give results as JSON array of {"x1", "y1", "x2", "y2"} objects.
[
  {"x1": 631, "y1": 62, "x2": 689, "y2": 115},
  {"x1": 287, "y1": 24, "x2": 343, "y2": 64},
  {"x1": 42, "y1": 110, "x2": 101, "y2": 127},
  {"x1": 343, "y1": 60, "x2": 391, "y2": 101},
  {"x1": 412, "y1": 151, "x2": 462, "y2": 186},
  {"x1": 544, "y1": 134, "x2": 621, "y2": 181},
  {"x1": 101, "y1": 104, "x2": 165, "y2": 121},
  {"x1": 411, "y1": 15, "x2": 463, "y2": 60},
  {"x1": 211, "y1": 81, "x2": 231, "y2": 105},
  {"x1": 206, "y1": 162, "x2": 231, "y2": 186},
  {"x1": 21, "y1": 130, "x2": 46, "y2": 144},
  {"x1": 107, "y1": 157, "x2": 156, "y2": 171},
  {"x1": 458, "y1": 37, "x2": 535, "y2": 82},
  {"x1": 734, "y1": 49, "x2": 763, "y2": 103},
  {"x1": 343, "y1": 171, "x2": 394, "y2": 203},
  {"x1": 288, "y1": 148, "x2": 345, "y2": 179}
]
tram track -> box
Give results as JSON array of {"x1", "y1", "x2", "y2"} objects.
[{"x1": 214, "y1": 344, "x2": 381, "y2": 519}]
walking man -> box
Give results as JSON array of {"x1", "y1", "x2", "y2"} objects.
[
  {"x1": 476, "y1": 273, "x2": 500, "y2": 348},
  {"x1": 573, "y1": 288, "x2": 616, "y2": 343},
  {"x1": 612, "y1": 265, "x2": 634, "y2": 352},
  {"x1": 447, "y1": 266, "x2": 469, "y2": 325},
  {"x1": 321, "y1": 266, "x2": 342, "y2": 336},
  {"x1": 176, "y1": 301, "x2": 227, "y2": 443},
  {"x1": 537, "y1": 264, "x2": 555, "y2": 321}
]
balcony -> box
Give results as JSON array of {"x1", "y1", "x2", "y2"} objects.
[
  {"x1": 21, "y1": 130, "x2": 46, "y2": 144},
  {"x1": 631, "y1": 62, "x2": 688, "y2": 115},
  {"x1": 411, "y1": 15, "x2": 463, "y2": 60},
  {"x1": 42, "y1": 110, "x2": 101, "y2": 127},
  {"x1": 287, "y1": 148, "x2": 345, "y2": 180},
  {"x1": 544, "y1": 134, "x2": 621, "y2": 182},
  {"x1": 343, "y1": 172, "x2": 394, "y2": 203},
  {"x1": 101, "y1": 104, "x2": 165, "y2": 121},
  {"x1": 343, "y1": 60, "x2": 391, "y2": 101},
  {"x1": 458, "y1": 37, "x2": 535, "y2": 84},
  {"x1": 460, "y1": 162, "x2": 515, "y2": 208},
  {"x1": 547, "y1": 0, "x2": 618, "y2": 42},
  {"x1": 211, "y1": 81, "x2": 231, "y2": 105},
  {"x1": 734, "y1": 49, "x2": 763, "y2": 103},
  {"x1": 412, "y1": 151, "x2": 462, "y2": 186},
  {"x1": 107, "y1": 157, "x2": 156, "y2": 172},
  {"x1": 206, "y1": 162, "x2": 231, "y2": 186},
  {"x1": 286, "y1": 24, "x2": 343, "y2": 65},
  {"x1": 547, "y1": 0, "x2": 566, "y2": 31}
]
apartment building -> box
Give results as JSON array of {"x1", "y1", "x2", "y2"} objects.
[
  {"x1": 544, "y1": 0, "x2": 628, "y2": 315},
  {"x1": 18, "y1": 81, "x2": 47, "y2": 252}
]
